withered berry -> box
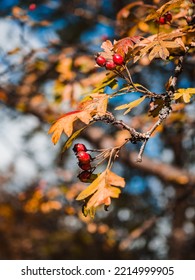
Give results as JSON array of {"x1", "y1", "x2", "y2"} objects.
[
  {"x1": 78, "y1": 162, "x2": 92, "y2": 171},
  {"x1": 78, "y1": 171, "x2": 92, "y2": 182},
  {"x1": 164, "y1": 12, "x2": 172, "y2": 22}
]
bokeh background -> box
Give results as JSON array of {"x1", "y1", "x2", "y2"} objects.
[{"x1": 0, "y1": 0, "x2": 195, "y2": 260}]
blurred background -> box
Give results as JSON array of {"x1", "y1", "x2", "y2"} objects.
[{"x1": 0, "y1": 0, "x2": 195, "y2": 260}]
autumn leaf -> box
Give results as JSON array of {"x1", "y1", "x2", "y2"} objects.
[
  {"x1": 148, "y1": 99, "x2": 165, "y2": 118},
  {"x1": 148, "y1": 41, "x2": 170, "y2": 61},
  {"x1": 56, "y1": 56, "x2": 75, "y2": 81},
  {"x1": 93, "y1": 72, "x2": 117, "y2": 93},
  {"x1": 76, "y1": 169, "x2": 125, "y2": 217},
  {"x1": 101, "y1": 40, "x2": 113, "y2": 54},
  {"x1": 115, "y1": 96, "x2": 146, "y2": 115},
  {"x1": 174, "y1": 88, "x2": 195, "y2": 103},
  {"x1": 145, "y1": 0, "x2": 183, "y2": 22},
  {"x1": 48, "y1": 110, "x2": 92, "y2": 145},
  {"x1": 79, "y1": 94, "x2": 109, "y2": 116},
  {"x1": 61, "y1": 126, "x2": 88, "y2": 153},
  {"x1": 133, "y1": 31, "x2": 185, "y2": 62},
  {"x1": 113, "y1": 36, "x2": 141, "y2": 57}
]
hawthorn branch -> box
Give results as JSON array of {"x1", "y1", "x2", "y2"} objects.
[{"x1": 93, "y1": 113, "x2": 148, "y2": 143}]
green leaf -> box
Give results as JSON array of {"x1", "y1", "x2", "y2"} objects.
[{"x1": 115, "y1": 96, "x2": 146, "y2": 114}]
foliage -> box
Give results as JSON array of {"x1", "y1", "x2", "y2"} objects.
[
  {"x1": 48, "y1": 0, "x2": 195, "y2": 217},
  {"x1": 0, "y1": 0, "x2": 195, "y2": 260}
]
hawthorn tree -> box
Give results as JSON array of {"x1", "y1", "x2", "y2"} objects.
[
  {"x1": 49, "y1": 0, "x2": 195, "y2": 218},
  {"x1": 0, "y1": 0, "x2": 195, "y2": 260}
]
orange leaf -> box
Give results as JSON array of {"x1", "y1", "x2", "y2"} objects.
[
  {"x1": 48, "y1": 110, "x2": 92, "y2": 144},
  {"x1": 79, "y1": 94, "x2": 109, "y2": 116},
  {"x1": 113, "y1": 36, "x2": 141, "y2": 56}
]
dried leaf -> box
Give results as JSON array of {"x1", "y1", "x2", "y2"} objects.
[
  {"x1": 148, "y1": 99, "x2": 165, "y2": 117},
  {"x1": 115, "y1": 96, "x2": 146, "y2": 114},
  {"x1": 48, "y1": 110, "x2": 92, "y2": 144}
]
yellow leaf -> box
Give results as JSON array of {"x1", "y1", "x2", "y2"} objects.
[
  {"x1": 48, "y1": 110, "x2": 92, "y2": 144},
  {"x1": 61, "y1": 126, "x2": 87, "y2": 153},
  {"x1": 76, "y1": 172, "x2": 105, "y2": 201},
  {"x1": 174, "y1": 88, "x2": 195, "y2": 103},
  {"x1": 145, "y1": 0, "x2": 183, "y2": 21},
  {"x1": 76, "y1": 169, "x2": 125, "y2": 217},
  {"x1": 115, "y1": 96, "x2": 146, "y2": 114}
]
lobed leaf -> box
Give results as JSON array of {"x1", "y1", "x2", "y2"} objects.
[
  {"x1": 76, "y1": 169, "x2": 125, "y2": 217},
  {"x1": 48, "y1": 110, "x2": 92, "y2": 145}
]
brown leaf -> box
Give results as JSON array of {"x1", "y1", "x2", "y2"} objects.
[{"x1": 148, "y1": 99, "x2": 165, "y2": 117}]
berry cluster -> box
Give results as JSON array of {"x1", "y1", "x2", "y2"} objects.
[
  {"x1": 156, "y1": 12, "x2": 172, "y2": 25},
  {"x1": 95, "y1": 53, "x2": 124, "y2": 70},
  {"x1": 73, "y1": 143, "x2": 93, "y2": 182}
]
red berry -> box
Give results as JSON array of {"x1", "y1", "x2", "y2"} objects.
[
  {"x1": 157, "y1": 17, "x2": 166, "y2": 25},
  {"x1": 95, "y1": 55, "x2": 106, "y2": 67},
  {"x1": 164, "y1": 12, "x2": 172, "y2": 22},
  {"x1": 29, "y1": 3, "x2": 37, "y2": 11},
  {"x1": 77, "y1": 151, "x2": 91, "y2": 164},
  {"x1": 78, "y1": 171, "x2": 92, "y2": 182},
  {"x1": 105, "y1": 60, "x2": 116, "y2": 70},
  {"x1": 78, "y1": 162, "x2": 92, "y2": 171},
  {"x1": 113, "y1": 53, "x2": 124, "y2": 65},
  {"x1": 73, "y1": 143, "x2": 87, "y2": 153}
]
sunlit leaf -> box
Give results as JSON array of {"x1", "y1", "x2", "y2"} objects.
[
  {"x1": 48, "y1": 110, "x2": 92, "y2": 144},
  {"x1": 174, "y1": 88, "x2": 195, "y2": 103},
  {"x1": 79, "y1": 94, "x2": 109, "y2": 116},
  {"x1": 76, "y1": 169, "x2": 125, "y2": 217},
  {"x1": 145, "y1": 0, "x2": 183, "y2": 22},
  {"x1": 115, "y1": 96, "x2": 146, "y2": 114},
  {"x1": 113, "y1": 36, "x2": 141, "y2": 56},
  {"x1": 93, "y1": 73, "x2": 117, "y2": 93}
]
